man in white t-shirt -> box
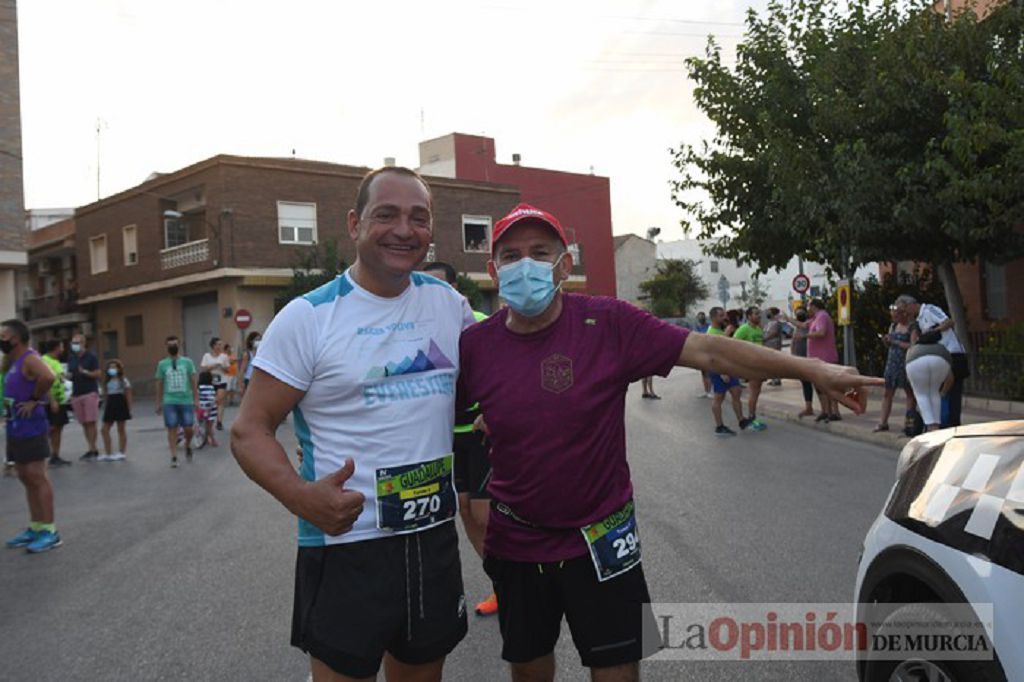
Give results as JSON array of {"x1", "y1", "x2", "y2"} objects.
[
  {"x1": 231, "y1": 166, "x2": 476, "y2": 682},
  {"x1": 894, "y1": 294, "x2": 968, "y2": 426}
]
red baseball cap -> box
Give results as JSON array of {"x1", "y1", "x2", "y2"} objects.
[{"x1": 491, "y1": 203, "x2": 569, "y2": 257}]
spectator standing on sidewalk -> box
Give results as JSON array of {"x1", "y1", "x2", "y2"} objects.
[
  {"x1": 905, "y1": 335, "x2": 953, "y2": 433},
  {"x1": 40, "y1": 340, "x2": 72, "y2": 467},
  {"x1": 67, "y1": 333, "x2": 102, "y2": 460},
  {"x1": 787, "y1": 308, "x2": 816, "y2": 418},
  {"x1": 733, "y1": 306, "x2": 768, "y2": 431},
  {"x1": 805, "y1": 298, "x2": 841, "y2": 422},
  {"x1": 876, "y1": 305, "x2": 916, "y2": 433},
  {"x1": 763, "y1": 307, "x2": 784, "y2": 386},
  {"x1": 894, "y1": 295, "x2": 968, "y2": 427}
]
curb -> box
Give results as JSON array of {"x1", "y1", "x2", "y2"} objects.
[{"x1": 758, "y1": 403, "x2": 908, "y2": 451}]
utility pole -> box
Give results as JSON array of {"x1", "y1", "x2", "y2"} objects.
[{"x1": 95, "y1": 118, "x2": 101, "y2": 200}]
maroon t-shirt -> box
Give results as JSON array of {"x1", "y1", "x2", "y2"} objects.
[{"x1": 457, "y1": 294, "x2": 689, "y2": 562}]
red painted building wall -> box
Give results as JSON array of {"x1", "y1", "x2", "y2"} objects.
[{"x1": 447, "y1": 134, "x2": 617, "y2": 298}]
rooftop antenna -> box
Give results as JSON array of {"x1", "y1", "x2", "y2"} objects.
[{"x1": 95, "y1": 117, "x2": 108, "y2": 200}]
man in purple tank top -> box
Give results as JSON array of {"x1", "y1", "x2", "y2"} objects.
[{"x1": 2, "y1": 319, "x2": 62, "y2": 553}]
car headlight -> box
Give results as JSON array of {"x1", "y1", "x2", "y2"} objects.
[{"x1": 895, "y1": 429, "x2": 955, "y2": 479}]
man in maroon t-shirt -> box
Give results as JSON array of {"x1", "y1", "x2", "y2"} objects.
[{"x1": 457, "y1": 203, "x2": 881, "y2": 682}]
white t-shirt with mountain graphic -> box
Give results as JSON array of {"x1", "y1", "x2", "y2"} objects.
[{"x1": 254, "y1": 269, "x2": 477, "y2": 546}]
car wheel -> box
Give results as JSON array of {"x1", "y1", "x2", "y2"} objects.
[{"x1": 864, "y1": 603, "x2": 1006, "y2": 682}]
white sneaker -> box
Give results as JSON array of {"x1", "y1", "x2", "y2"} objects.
[
  {"x1": 109, "y1": 452, "x2": 126, "y2": 461},
  {"x1": 96, "y1": 454, "x2": 112, "y2": 462}
]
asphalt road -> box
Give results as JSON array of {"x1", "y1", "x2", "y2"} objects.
[{"x1": 1, "y1": 370, "x2": 898, "y2": 681}]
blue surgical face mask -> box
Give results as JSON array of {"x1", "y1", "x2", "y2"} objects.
[
  {"x1": 497, "y1": 254, "x2": 564, "y2": 318},
  {"x1": 107, "y1": 368, "x2": 118, "y2": 377}
]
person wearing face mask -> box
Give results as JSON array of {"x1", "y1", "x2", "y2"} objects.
[
  {"x1": 67, "y1": 332, "x2": 102, "y2": 461},
  {"x1": 99, "y1": 359, "x2": 132, "y2": 461},
  {"x1": 456, "y1": 203, "x2": 883, "y2": 682},
  {"x1": 154, "y1": 335, "x2": 198, "y2": 468},
  {"x1": 2, "y1": 319, "x2": 62, "y2": 553}
]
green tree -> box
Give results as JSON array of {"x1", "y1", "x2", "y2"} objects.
[
  {"x1": 673, "y1": 0, "x2": 1024, "y2": 357},
  {"x1": 275, "y1": 240, "x2": 348, "y2": 310},
  {"x1": 736, "y1": 273, "x2": 771, "y2": 308},
  {"x1": 638, "y1": 259, "x2": 710, "y2": 318},
  {"x1": 824, "y1": 267, "x2": 948, "y2": 376},
  {"x1": 456, "y1": 273, "x2": 484, "y2": 311}
]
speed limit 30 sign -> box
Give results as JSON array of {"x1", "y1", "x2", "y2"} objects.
[{"x1": 792, "y1": 273, "x2": 811, "y2": 295}]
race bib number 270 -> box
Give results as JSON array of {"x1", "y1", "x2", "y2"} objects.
[{"x1": 375, "y1": 454, "x2": 457, "y2": 532}]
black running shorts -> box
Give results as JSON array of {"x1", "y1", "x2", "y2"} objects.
[
  {"x1": 291, "y1": 521, "x2": 468, "y2": 678},
  {"x1": 6, "y1": 434, "x2": 51, "y2": 464},
  {"x1": 453, "y1": 430, "x2": 491, "y2": 500},
  {"x1": 483, "y1": 553, "x2": 661, "y2": 669}
]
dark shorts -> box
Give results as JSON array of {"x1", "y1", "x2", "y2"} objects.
[
  {"x1": 291, "y1": 522, "x2": 468, "y2": 678},
  {"x1": 213, "y1": 382, "x2": 228, "y2": 392},
  {"x1": 453, "y1": 430, "x2": 491, "y2": 500},
  {"x1": 103, "y1": 394, "x2": 132, "y2": 423},
  {"x1": 483, "y1": 553, "x2": 660, "y2": 669},
  {"x1": 6, "y1": 434, "x2": 52, "y2": 464},
  {"x1": 710, "y1": 373, "x2": 741, "y2": 394},
  {"x1": 47, "y1": 404, "x2": 70, "y2": 427},
  {"x1": 162, "y1": 404, "x2": 195, "y2": 429}
]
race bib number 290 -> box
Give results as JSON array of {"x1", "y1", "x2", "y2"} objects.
[
  {"x1": 375, "y1": 454, "x2": 457, "y2": 532},
  {"x1": 581, "y1": 499, "x2": 641, "y2": 582}
]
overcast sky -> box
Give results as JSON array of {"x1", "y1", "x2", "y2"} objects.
[{"x1": 17, "y1": 0, "x2": 765, "y2": 240}]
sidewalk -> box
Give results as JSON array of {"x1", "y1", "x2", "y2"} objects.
[{"x1": 754, "y1": 380, "x2": 1024, "y2": 450}]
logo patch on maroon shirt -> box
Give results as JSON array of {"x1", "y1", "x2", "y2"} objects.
[{"x1": 541, "y1": 354, "x2": 573, "y2": 394}]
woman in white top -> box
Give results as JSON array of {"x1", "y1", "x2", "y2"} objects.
[{"x1": 200, "y1": 337, "x2": 230, "y2": 431}]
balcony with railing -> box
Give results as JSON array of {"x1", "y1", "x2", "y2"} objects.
[
  {"x1": 160, "y1": 239, "x2": 210, "y2": 270},
  {"x1": 26, "y1": 290, "x2": 80, "y2": 322}
]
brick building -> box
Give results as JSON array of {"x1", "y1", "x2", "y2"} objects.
[
  {"x1": 24, "y1": 216, "x2": 87, "y2": 344},
  {"x1": 883, "y1": 259, "x2": 1020, "y2": 336},
  {"x1": 74, "y1": 154, "x2": 565, "y2": 390},
  {"x1": 0, "y1": 0, "x2": 28, "y2": 318},
  {"x1": 418, "y1": 133, "x2": 616, "y2": 297}
]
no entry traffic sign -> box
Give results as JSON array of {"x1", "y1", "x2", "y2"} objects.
[{"x1": 234, "y1": 309, "x2": 253, "y2": 330}]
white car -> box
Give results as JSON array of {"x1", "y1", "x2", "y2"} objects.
[{"x1": 856, "y1": 421, "x2": 1023, "y2": 682}]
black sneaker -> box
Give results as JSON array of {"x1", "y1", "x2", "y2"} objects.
[
  {"x1": 48, "y1": 457, "x2": 72, "y2": 467},
  {"x1": 715, "y1": 425, "x2": 737, "y2": 437},
  {"x1": 216, "y1": 422, "x2": 223, "y2": 431},
  {"x1": 186, "y1": 447, "x2": 193, "y2": 462},
  {"x1": 829, "y1": 414, "x2": 842, "y2": 422},
  {"x1": 79, "y1": 450, "x2": 98, "y2": 461},
  {"x1": 739, "y1": 418, "x2": 753, "y2": 430}
]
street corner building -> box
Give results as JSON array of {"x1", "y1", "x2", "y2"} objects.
[{"x1": 60, "y1": 136, "x2": 614, "y2": 394}]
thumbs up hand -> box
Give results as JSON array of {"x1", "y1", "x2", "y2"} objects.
[{"x1": 299, "y1": 458, "x2": 366, "y2": 536}]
